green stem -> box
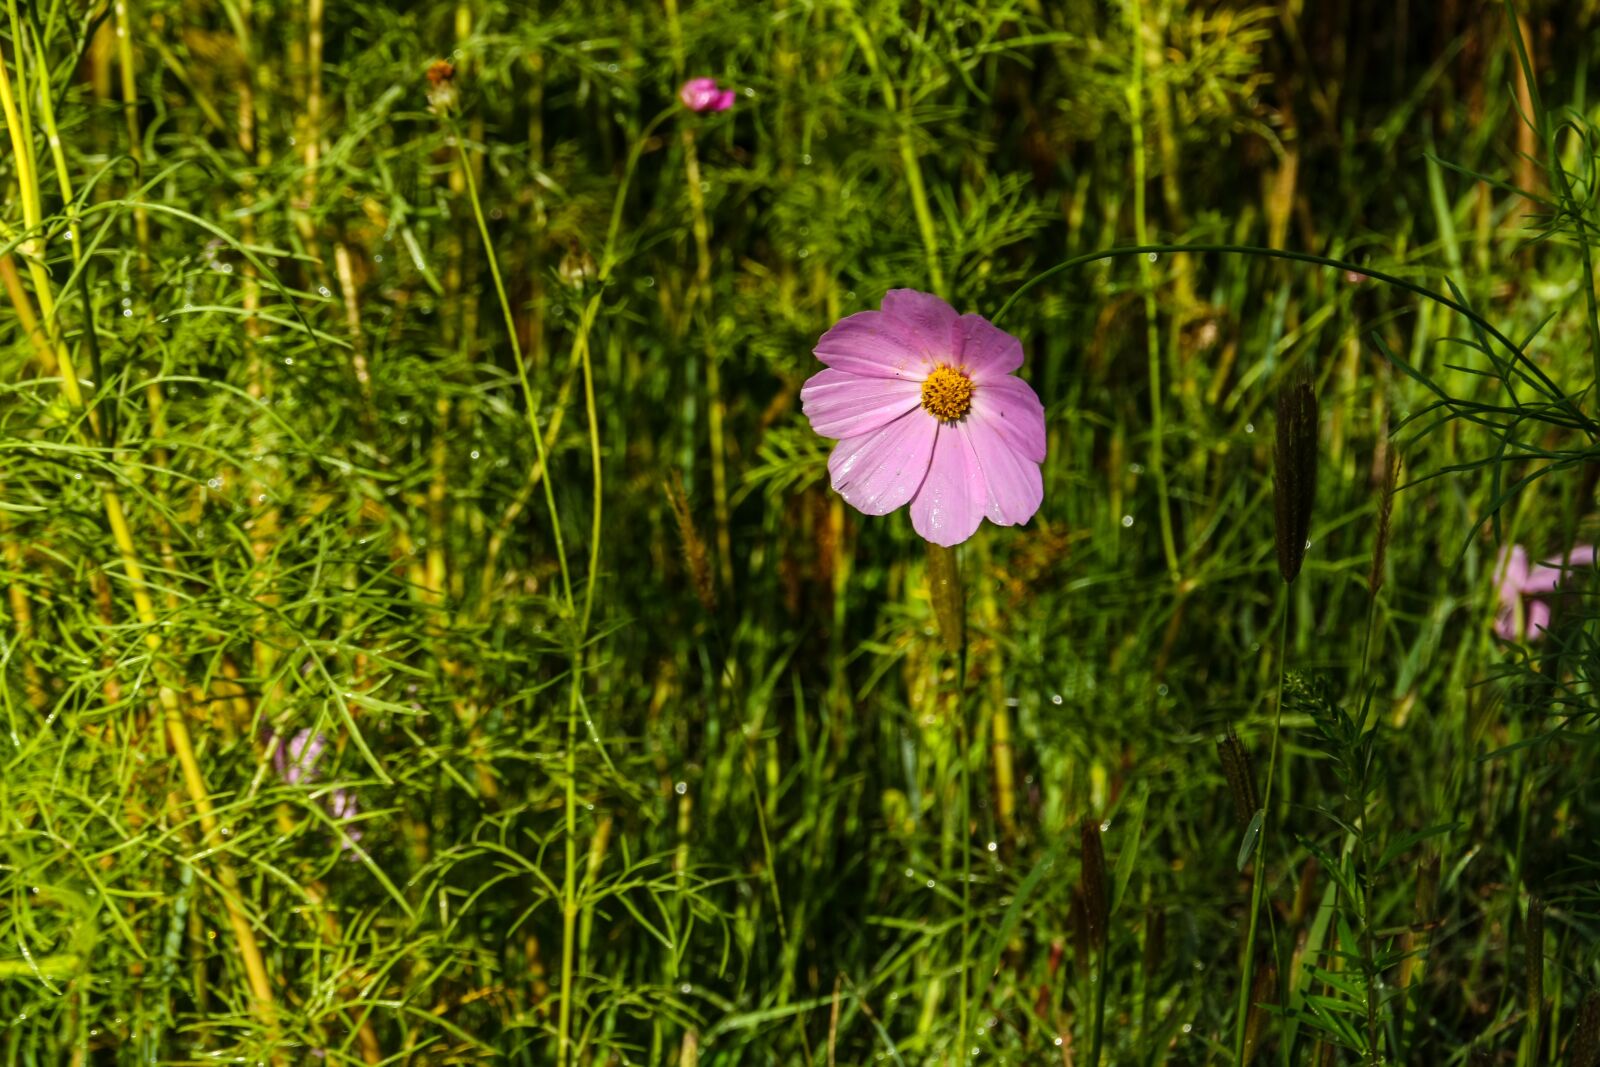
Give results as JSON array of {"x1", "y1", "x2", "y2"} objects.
[
  {"x1": 1235, "y1": 591, "x2": 1290, "y2": 1065},
  {"x1": 451, "y1": 119, "x2": 590, "y2": 1064},
  {"x1": 450, "y1": 121, "x2": 573, "y2": 608}
]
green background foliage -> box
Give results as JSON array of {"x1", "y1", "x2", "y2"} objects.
[{"x1": 1, "y1": 0, "x2": 1599, "y2": 1063}]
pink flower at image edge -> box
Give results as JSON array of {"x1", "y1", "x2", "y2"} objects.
[
  {"x1": 679, "y1": 77, "x2": 735, "y2": 113},
  {"x1": 1495, "y1": 543, "x2": 1596, "y2": 641},
  {"x1": 800, "y1": 289, "x2": 1046, "y2": 547}
]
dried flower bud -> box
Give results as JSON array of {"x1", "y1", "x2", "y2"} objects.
[
  {"x1": 664, "y1": 474, "x2": 715, "y2": 612},
  {"x1": 1242, "y1": 954, "x2": 1278, "y2": 1064},
  {"x1": 1526, "y1": 895, "x2": 1545, "y2": 1032},
  {"x1": 1080, "y1": 817, "x2": 1108, "y2": 951},
  {"x1": 1571, "y1": 990, "x2": 1600, "y2": 1067},
  {"x1": 1272, "y1": 376, "x2": 1319, "y2": 584},
  {"x1": 1068, "y1": 890, "x2": 1090, "y2": 977},
  {"x1": 558, "y1": 240, "x2": 597, "y2": 290},
  {"x1": 1369, "y1": 447, "x2": 1401, "y2": 598},
  {"x1": 1217, "y1": 725, "x2": 1260, "y2": 826},
  {"x1": 426, "y1": 59, "x2": 459, "y2": 114}
]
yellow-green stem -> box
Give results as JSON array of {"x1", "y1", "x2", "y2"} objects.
[{"x1": 0, "y1": 22, "x2": 278, "y2": 1028}]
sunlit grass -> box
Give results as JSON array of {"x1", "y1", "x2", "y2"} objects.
[{"x1": 1, "y1": 2, "x2": 1598, "y2": 1064}]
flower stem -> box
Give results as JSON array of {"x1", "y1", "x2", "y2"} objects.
[
  {"x1": 451, "y1": 118, "x2": 590, "y2": 1064},
  {"x1": 1234, "y1": 591, "x2": 1290, "y2": 1065}
]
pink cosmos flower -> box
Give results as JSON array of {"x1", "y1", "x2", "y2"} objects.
[
  {"x1": 800, "y1": 289, "x2": 1046, "y2": 547},
  {"x1": 1495, "y1": 543, "x2": 1596, "y2": 640},
  {"x1": 679, "y1": 77, "x2": 736, "y2": 113},
  {"x1": 269, "y1": 728, "x2": 363, "y2": 847}
]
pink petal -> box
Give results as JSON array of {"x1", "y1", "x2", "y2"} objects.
[
  {"x1": 801, "y1": 368, "x2": 922, "y2": 440},
  {"x1": 1541, "y1": 544, "x2": 1596, "y2": 580},
  {"x1": 1523, "y1": 563, "x2": 1566, "y2": 597},
  {"x1": 814, "y1": 310, "x2": 937, "y2": 380},
  {"x1": 828, "y1": 408, "x2": 937, "y2": 515},
  {"x1": 712, "y1": 89, "x2": 736, "y2": 111},
  {"x1": 955, "y1": 314, "x2": 1024, "y2": 381},
  {"x1": 969, "y1": 375, "x2": 1046, "y2": 463},
  {"x1": 881, "y1": 290, "x2": 960, "y2": 362},
  {"x1": 910, "y1": 424, "x2": 987, "y2": 547},
  {"x1": 961, "y1": 418, "x2": 1042, "y2": 527},
  {"x1": 1564, "y1": 543, "x2": 1597, "y2": 567},
  {"x1": 679, "y1": 77, "x2": 721, "y2": 111},
  {"x1": 1494, "y1": 606, "x2": 1520, "y2": 641},
  {"x1": 1526, "y1": 599, "x2": 1551, "y2": 638},
  {"x1": 1496, "y1": 545, "x2": 1530, "y2": 604},
  {"x1": 277, "y1": 729, "x2": 326, "y2": 786}
]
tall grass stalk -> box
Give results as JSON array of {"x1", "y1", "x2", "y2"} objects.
[{"x1": 0, "y1": 13, "x2": 280, "y2": 1033}]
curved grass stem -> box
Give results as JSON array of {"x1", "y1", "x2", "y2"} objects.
[{"x1": 996, "y1": 243, "x2": 1596, "y2": 438}]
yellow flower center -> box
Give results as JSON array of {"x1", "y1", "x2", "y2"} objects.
[{"x1": 920, "y1": 366, "x2": 973, "y2": 422}]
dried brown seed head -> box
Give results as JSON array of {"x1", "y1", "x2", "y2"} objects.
[{"x1": 1272, "y1": 377, "x2": 1319, "y2": 585}]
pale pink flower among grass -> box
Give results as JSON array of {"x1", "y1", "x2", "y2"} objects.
[
  {"x1": 679, "y1": 77, "x2": 736, "y2": 113},
  {"x1": 1495, "y1": 543, "x2": 1596, "y2": 640},
  {"x1": 269, "y1": 728, "x2": 363, "y2": 847},
  {"x1": 800, "y1": 289, "x2": 1046, "y2": 547}
]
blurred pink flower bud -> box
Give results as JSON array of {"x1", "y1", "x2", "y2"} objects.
[{"x1": 679, "y1": 77, "x2": 735, "y2": 113}]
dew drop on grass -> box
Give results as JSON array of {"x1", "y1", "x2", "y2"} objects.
[
  {"x1": 1050, "y1": 693, "x2": 1062, "y2": 705},
  {"x1": 986, "y1": 841, "x2": 997, "y2": 852},
  {"x1": 1245, "y1": 422, "x2": 1255, "y2": 433},
  {"x1": 674, "y1": 781, "x2": 687, "y2": 795},
  {"x1": 1147, "y1": 252, "x2": 1158, "y2": 262}
]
